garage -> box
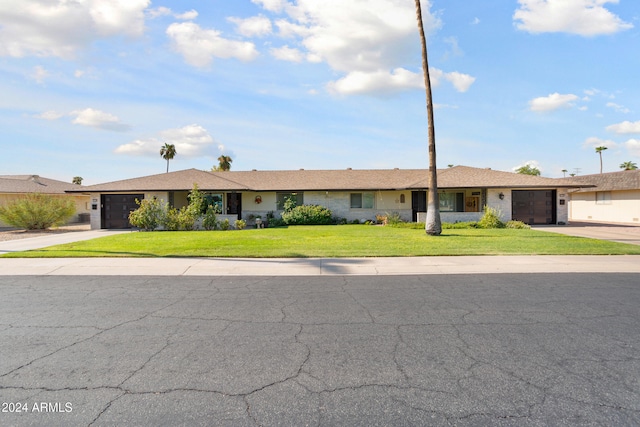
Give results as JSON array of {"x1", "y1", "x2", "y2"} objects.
[
  {"x1": 512, "y1": 190, "x2": 556, "y2": 225},
  {"x1": 101, "y1": 194, "x2": 143, "y2": 229}
]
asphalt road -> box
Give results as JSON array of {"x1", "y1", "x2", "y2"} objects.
[{"x1": 1, "y1": 273, "x2": 639, "y2": 426}]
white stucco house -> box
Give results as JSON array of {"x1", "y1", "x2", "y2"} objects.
[
  {"x1": 67, "y1": 166, "x2": 584, "y2": 230},
  {"x1": 567, "y1": 170, "x2": 640, "y2": 225}
]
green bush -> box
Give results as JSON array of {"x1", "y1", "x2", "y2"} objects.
[
  {"x1": 281, "y1": 204, "x2": 334, "y2": 225},
  {"x1": 220, "y1": 218, "x2": 230, "y2": 230},
  {"x1": 234, "y1": 219, "x2": 247, "y2": 230},
  {"x1": 203, "y1": 205, "x2": 218, "y2": 230},
  {"x1": 506, "y1": 220, "x2": 530, "y2": 229},
  {"x1": 0, "y1": 194, "x2": 76, "y2": 230},
  {"x1": 129, "y1": 197, "x2": 166, "y2": 231},
  {"x1": 385, "y1": 212, "x2": 403, "y2": 226},
  {"x1": 162, "y1": 207, "x2": 181, "y2": 231},
  {"x1": 478, "y1": 206, "x2": 505, "y2": 229}
]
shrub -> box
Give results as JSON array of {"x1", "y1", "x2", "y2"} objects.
[
  {"x1": 478, "y1": 206, "x2": 505, "y2": 229},
  {"x1": 0, "y1": 194, "x2": 76, "y2": 230},
  {"x1": 442, "y1": 221, "x2": 479, "y2": 229},
  {"x1": 505, "y1": 220, "x2": 530, "y2": 229},
  {"x1": 220, "y1": 218, "x2": 230, "y2": 230},
  {"x1": 129, "y1": 197, "x2": 166, "y2": 231},
  {"x1": 162, "y1": 207, "x2": 181, "y2": 231},
  {"x1": 385, "y1": 212, "x2": 403, "y2": 226},
  {"x1": 234, "y1": 219, "x2": 246, "y2": 230},
  {"x1": 375, "y1": 214, "x2": 387, "y2": 225},
  {"x1": 203, "y1": 205, "x2": 218, "y2": 230},
  {"x1": 281, "y1": 204, "x2": 333, "y2": 225},
  {"x1": 351, "y1": 219, "x2": 360, "y2": 224}
]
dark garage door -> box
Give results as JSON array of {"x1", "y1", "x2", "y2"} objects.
[
  {"x1": 512, "y1": 190, "x2": 556, "y2": 225},
  {"x1": 101, "y1": 194, "x2": 143, "y2": 229}
]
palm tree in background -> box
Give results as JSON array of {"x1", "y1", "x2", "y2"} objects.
[
  {"x1": 415, "y1": 0, "x2": 441, "y2": 235},
  {"x1": 72, "y1": 176, "x2": 83, "y2": 185},
  {"x1": 160, "y1": 143, "x2": 176, "y2": 173},
  {"x1": 595, "y1": 146, "x2": 607, "y2": 174},
  {"x1": 561, "y1": 169, "x2": 568, "y2": 177},
  {"x1": 213, "y1": 155, "x2": 233, "y2": 171},
  {"x1": 620, "y1": 161, "x2": 638, "y2": 171}
]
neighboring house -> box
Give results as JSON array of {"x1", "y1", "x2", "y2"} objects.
[
  {"x1": 567, "y1": 170, "x2": 640, "y2": 225},
  {"x1": 0, "y1": 175, "x2": 91, "y2": 227},
  {"x1": 68, "y1": 166, "x2": 584, "y2": 230}
]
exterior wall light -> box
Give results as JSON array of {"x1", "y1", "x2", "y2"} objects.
[{"x1": 499, "y1": 192, "x2": 505, "y2": 200}]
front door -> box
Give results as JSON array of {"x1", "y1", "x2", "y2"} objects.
[
  {"x1": 226, "y1": 193, "x2": 242, "y2": 220},
  {"x1": 411, "y1": 191, "x2": 427, "y2": 222}
]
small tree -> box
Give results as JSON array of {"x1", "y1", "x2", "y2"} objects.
[
  {"x1": 72, "y1": 176, "x2": 83, "y2": 185},
  {"x1": 620, "y1": 161, "x2": 638, "y2": 171},
  {"x1": 128, "y1": 197, "x2": 166, "y2": 231},
  {"x1": 160, "y1": 143, "x2": 177, "y2": 173},
  {"x1": 515, "y1": 164, "x2": 541, "y2": 176},
  {"x1": 595, "y1": 146, "x2": 607, "y2": 174},
  {"x1": 0, "y1": 194, "x2": 76, "y2": 230}
]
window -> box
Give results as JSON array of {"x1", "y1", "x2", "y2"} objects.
[
  {"x1": 595, "y1": 191, "x2": 611, "y2": 205},
  {"x1": 350, "y1": 192, "x2": 374, "y2": 209},
  {"x1": 202, "y1": 193, "x2": 223, "y2": 213},
  {"x1": 439, "y1": 192, "x2": 464, "y2": 212},
  {"x1": 276, "y1": 192, "x2": 303, "y2": 210}
]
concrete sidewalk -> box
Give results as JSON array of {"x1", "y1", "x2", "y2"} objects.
[{"x1": 1, "y1": 255, "x2": 640, "y2": 276}]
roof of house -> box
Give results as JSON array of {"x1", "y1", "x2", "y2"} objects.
[
  {"x1": 567, "y1": 170, "x2": 640, "y2": 192},
  {"x1": 68, "y1": 166, "x2": 587, "y2": 193},
  {"x1": 0, "y1": 175, "x2": 83, "y2": 194}
]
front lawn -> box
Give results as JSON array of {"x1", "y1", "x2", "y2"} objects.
[{"x1": 3, "y1": 225, "x2": 640, "y2": 258}]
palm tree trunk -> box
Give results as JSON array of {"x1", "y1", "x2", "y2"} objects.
[{"x1": 415, "y1": 0, "x2": 441, "y2": 235}]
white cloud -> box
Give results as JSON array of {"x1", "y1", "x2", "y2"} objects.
[
  {"x1": 166, "y1": 22, "x2": 259, "y2": 68},
  {"x1": 606, "y1": 120, "x2": 640, "y2": 134},
  {"x1": 228, "y1": 15, "x2": 272, "y2": 37},
  {"x1": 514, "y1": 0, "x2": 633, "y2": 36},
  {"x1": 71, "y1": 108, "x2": 131, "y2": 132},
  {"x1": 270, "y1": 45, "x2": 304, "y2": 62},
  {"x1": 605, "y1": 102, "x2": 630, "y2": 114},
  {"x1": 35, "y1": 111, "x2": 64, "y2": 120},
  {"x1": 328, "y1": 68, "x2": 423, "y2": 96},
  {"x1": 252, "y1": 0, "x2": 288, "y2": 13},
  {"x1": 529, "y1": 93, "x2": 579, "y2": 112},
  {"x1": 583, "y1": 136, "x2": 617, "y2": 149},
  {"x1": 254, "y1": 0, "x2": 472, "y2": 96},
  {"x1": 115, "y1": 124, "x2": 217, "y2": 157},
  {"x1": 0, "y1": 0, "x2": 150, "y2": 58},
  {"x1": 30, "y1": 65, "x2": 49, "y2": 84},
  {"x1": 148, "y1": 7, "x2": 198, "y2": 20},
  {"x1": 625, "y1": 139, "x2": 640, "y2": 156}
]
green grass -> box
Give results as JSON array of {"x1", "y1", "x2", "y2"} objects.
[{"x1": 3, "y1": 225, "x2": 640, "y2": 258}]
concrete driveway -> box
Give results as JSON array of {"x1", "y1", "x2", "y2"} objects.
[{"x1": 533, "y1": 222, "x2": 640, "y2": 245}]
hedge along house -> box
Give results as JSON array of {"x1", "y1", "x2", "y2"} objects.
[
  {"x1": 0, "y1": 175, "x2": 91, "y2": 227},
  {"x1": 566, "y1": 170, "x2": 640, "y2": 225},
  {"x1": 68, "y1": 166, "x2": 586, "y2": 230}
]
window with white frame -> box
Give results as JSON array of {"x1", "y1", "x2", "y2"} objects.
[
  {"x1": 350, "y1": 192, "x2": 375, "y2": 209},
  {"x1": 595, "y1": 191, "x2": 611, "y2": 205}
]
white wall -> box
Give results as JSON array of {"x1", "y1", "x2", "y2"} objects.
[{"x1": 570, "y1": 190, "x2": 640, "y2": 225}]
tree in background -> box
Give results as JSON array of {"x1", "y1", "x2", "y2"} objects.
[
  {"x1": 415, "y1": 0, "x2": 441, "y2": 236},
  {"x1": 595, "y1": 146, "x2": 607, "y2": 174},
  {"x1": 160, "y1": 143, "x2": 177, "y2": 173},
  {"x1": 515, "y1": 164, "x2": 541, "y2": 176},
  {"x1": 620, "y1": 161, "x2": 638, "y2": 171},
  {"x1": 72, "y1": 176, "x2": 83, "y2": 185},
  {"x1": 561, "y1": 169, "x2": 568, "y2": 177},
  {"x1": 212, "y1": 155, "x2": 233, "y2": 172}
]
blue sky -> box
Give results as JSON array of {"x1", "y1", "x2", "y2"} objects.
[{"x1": 1, "y1": 0, "x2": 639, "y2": 185}]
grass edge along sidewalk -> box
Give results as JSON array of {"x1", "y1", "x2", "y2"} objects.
[{"x1": 2, "y1": 226, "x2": 640, "y2": 258}]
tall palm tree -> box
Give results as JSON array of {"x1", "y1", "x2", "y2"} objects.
[
  {"x1": 415, "y1": 0, "x2": 441, "y2": 235},
  {"x1": 72, "y1": 176, "x2": 83, "y2": 185},
  {"x1": 217, "y1": 155, "x2": 232, "y2": 171},
  {"x1": 620, "y1": 161, "x2": 638, "y2": 171},
  {"x1": 595, "y1": 146, "x2": 607, "y2": 174},
  {"x1": 160, "y1": 143, "x2": 176, "y2": 173},
  {"x1": 561, "y1": 169, "x2": 568, "y2": 177}
]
